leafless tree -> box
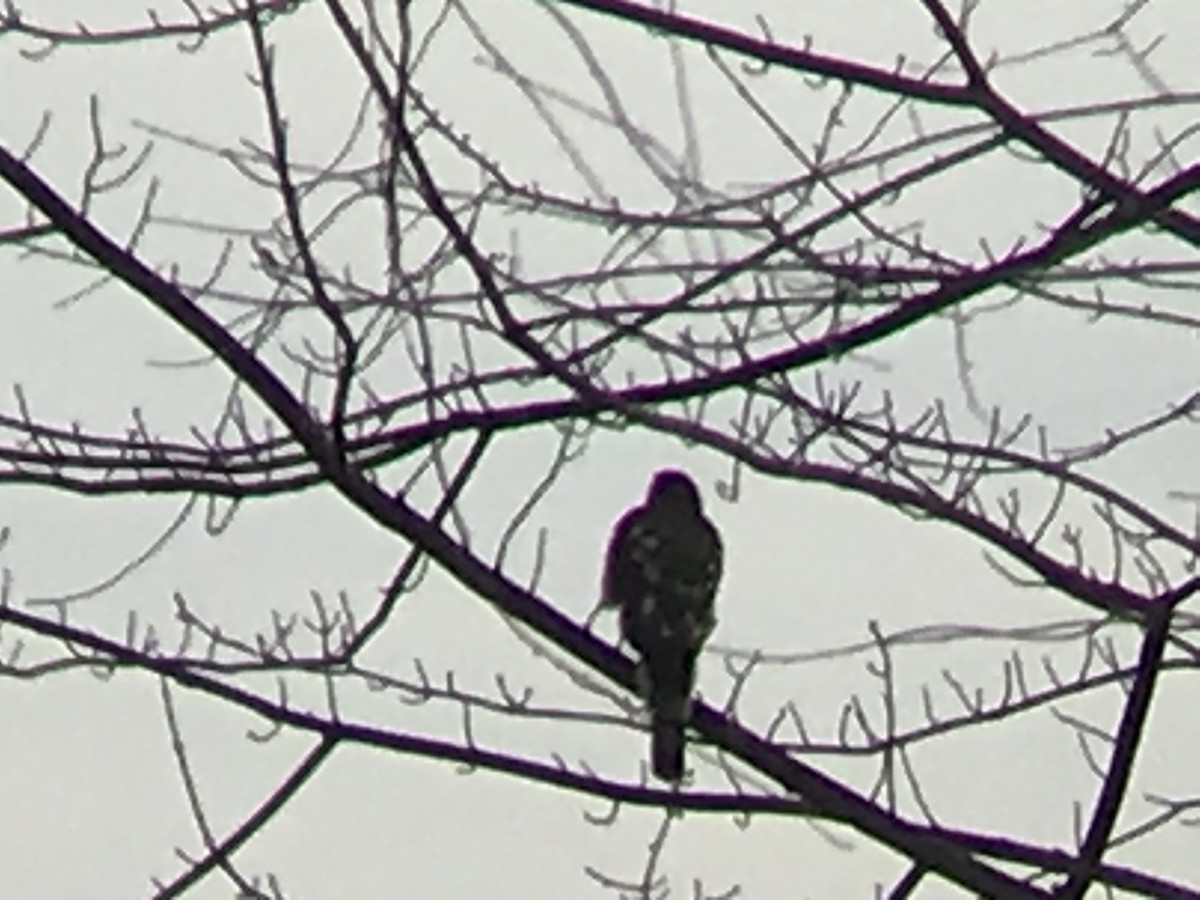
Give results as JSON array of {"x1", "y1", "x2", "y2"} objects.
[{"x1": 1, "y1": 1, "x2": 1198, "y2": 897}]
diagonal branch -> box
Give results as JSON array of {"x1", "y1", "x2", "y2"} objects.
[{"x1": 1053, "y1": 605, "x2": 1171, "y2": 898}]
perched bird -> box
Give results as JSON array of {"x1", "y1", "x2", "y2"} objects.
[{"x1": 601, "y1": 469, "x2": 723, "y2": 781}]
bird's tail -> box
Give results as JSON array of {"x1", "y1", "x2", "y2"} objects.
[
  {"x1": 644, "y1": 654, "x2": 695, "y2": 782},
  {"x1": 651, "y1": 709, "x2": 685, "y2": 782}
]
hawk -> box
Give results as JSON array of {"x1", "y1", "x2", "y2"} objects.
[{"x1": 601, "y1": 469, "x2": 723, "y2": 782}]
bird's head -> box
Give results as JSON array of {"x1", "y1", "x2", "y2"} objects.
[{"x1": 647, "y1": 469, "x2": 703, "y2": 514}]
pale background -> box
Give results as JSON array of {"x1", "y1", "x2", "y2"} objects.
[{"x1": 1, "y1": 1, "x2": 1198, "y2": 897}]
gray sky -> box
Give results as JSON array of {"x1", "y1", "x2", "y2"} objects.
[{"x1": 1, "y1": 1, "x2": 1198, "y2": 897}]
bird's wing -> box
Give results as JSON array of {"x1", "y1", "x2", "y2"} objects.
[{"x1": 601, "y1": 503, "x2": 646, "y2": 608}]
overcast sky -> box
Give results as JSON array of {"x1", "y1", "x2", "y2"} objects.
[{"x1": 1, "y1": 1, "x2": 1199, "y2": 898}]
